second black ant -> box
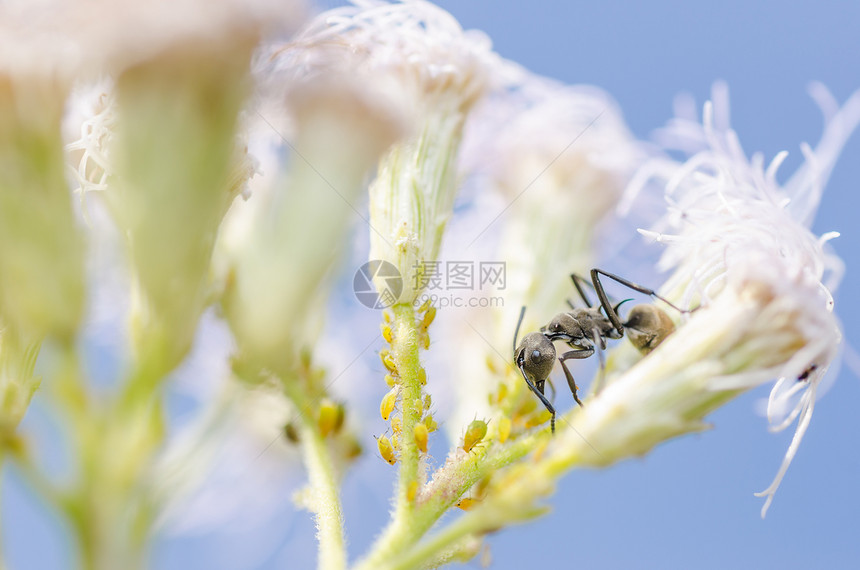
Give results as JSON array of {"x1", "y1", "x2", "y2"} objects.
[{"x1": 512, "y1": 268, "x2": 686, "y2": 433}]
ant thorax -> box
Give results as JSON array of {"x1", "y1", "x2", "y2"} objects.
[
  {"x1": 543, "y1": 307, "x2": 619, "y2": 348},
  {"x1": 571, "y1": 307, "x2": 621, "y2": 341}
]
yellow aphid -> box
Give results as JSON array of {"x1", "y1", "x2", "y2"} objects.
[
  {"x1": 333, "y1": 403, "x2": 346, "y2": 434},
  {"x1": 413, "y1": 398, "x2": 424, "y2": 414},
  {"x1": 299, "y1": 348, "x2": 312, "y2": 370},
  {"x1": 497, "y1": 416, "x2": 511, "y2": 444},
  {"x1": 474, "y1": 474, "x2": 492, "y2": 497},
  {"x1": 421, "y1": 333, "x2": 430, "y2": 350},
  {"x1": 407, "y1": 480, "x2": 419, "y2": 502},
  {"x1": 383, "y1": 310, "x2": 392, "y2": 323},
  {"x1": 523, "y1": 415, "x2": 541, "y2": 429},
  {"x1": 384, "y1": 373, "x2": 396, "y2": 387},
  {"x1": 377, "y1": 435, "x2": 396, "y2": 465},
  {"x1": 533, "y1": 438, "x2": 550, "y2": 462},
  {"x1": 381, "y1": 324, "x2": 393, "y2": 344},
  {"x1": 463, "y1": 419, "x2": 488, "y2": 453},
  {"x1": 318, "y1": 399, "x2": 339, "y2": 437},
  {"x1": 418, "y1": 298, "x2": 432, "y2": 313},
  {"x1": 391, "y1": 416, "x2": 402, "y2": 434},
  {"x1": 456, "y1": 497, "x2": 477, "y2": 511},
  {"x1": 417, "y1": 368, "x2": 427, "y2": 386},
  {"x1": 423, "y1": 415, "x2": 438, "y2": 433},
  {"x1": 344, "y1": 437, "x2": 362, "y2": 460},
  {"x1": 516, "y1": 396, "x2": 537, "y2": 417},
  {"x1": 283, "y1": 421, "x2": 300, "y2": 444},
  {"x1": 380, "y1": 388, "x2": 398, "y2": 421},
  {"x1": 414, "y1": 422, "x2": 429, "y2": 453},
  {"x1": 382, "y1": 353, "x2": 397, "y2": 373},
  {"x1": 421, "y1": 306, "x2": 437, "y2": 329},
  {"x1": 391, "y1": 432, "x2": 400, "y2": 449},
  {"x1": 524, "y1": 409, "x2": 552, "y2": 429},
  {"x1": 423, "y1": 393, "x2": 432, "y2": 410},
  {"x1": 496, "y1": 383, "x2": 508, "y2": 404}
]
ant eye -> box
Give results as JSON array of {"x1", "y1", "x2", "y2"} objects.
[{"x1": 532, "y1": 349, "x2": 541, "y2": 358}]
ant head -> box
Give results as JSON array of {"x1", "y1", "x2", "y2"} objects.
[
  {"x1": 515, "y1": 332, "x2": 556, "y2": 382},
  {"x1": 541, "y1": 313, "x2": 584, "y2": 342},
  {"x1": 623, "y1": 304, "x2": 676, "y2": 355}
]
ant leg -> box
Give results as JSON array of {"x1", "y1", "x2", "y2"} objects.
[
  {"x1": 518, "y1": 362, "x2": 556, "y2": 433},
  {"x1": 570, "y1": 273, "x2": 594, "y2": 308},
  {"x1": 592, "y1": 268, "x2": 687, "y2": 316},
  {"x1": 591, "y1": 326, "x2": 608, "y2": 395},
  {"x1": 558, "y1": 349, "x2": 593, "y2": 407},
  {"x1": 576, "y1": 272, "x2": 631, "y2": 319},
  {"x1": 546, "y1": 377, "x2": 557, "y2": 404},
  {"x1": 590, "y1": 269, "x2": 625, "y2": 335}
]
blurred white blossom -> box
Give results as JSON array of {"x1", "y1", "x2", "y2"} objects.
[
  {"x1": 276, "y1": 0, "x2": 501, "y2": 303},
  {"x1": 445, "y1": 70, "x2": 647, "y2": 437},
  {"x1": 618, "y1": 84, "x2": 860, "y2": 516},
  {"x1": 220, "y1": 67, "x2": 406, "y2": 374}
]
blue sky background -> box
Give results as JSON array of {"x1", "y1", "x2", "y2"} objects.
[
  {"x1": 426, "y1": 1, "x2": 860, "y2": 568},
  {"x1": 5, "y1": 1, "x2": 860, "y2": 569}
]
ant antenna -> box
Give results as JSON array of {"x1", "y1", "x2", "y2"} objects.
[
  {"x1": 513, "y1": 305, "x2": 526, "y2": 356},
  {"x1": 591, "y1": 324, "x2": 608, "y2": 394},
  {"x1": 612, "y1": 298, "x2": 633, "y2": 318}
]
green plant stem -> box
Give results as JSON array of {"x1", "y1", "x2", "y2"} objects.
[
  {"x1": 354, "y1": 430, "x2": 545, "y2": 570},
  {"x1": 379, "y1": 510, "x2": 488, "y2": 570},
  {"x1": 284, "y1": 383, "x2": 346, "y2": 570},
  {"x1": 368, "y1": 447, "x2": 550, "y2": 570},
  {"x1": 390, "y1": 303, "x2": 423, "y2": 518},
  {"x1": 352, "y1": 303, "x2": 424, "y2": 569},
  {"x1": 53, "y1": 344, "x2": 162, "y2": 570}
]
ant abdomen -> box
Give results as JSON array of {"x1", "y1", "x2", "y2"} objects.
[{"x1": 623, "y1": 304, "x2": 676, "y2": 355}]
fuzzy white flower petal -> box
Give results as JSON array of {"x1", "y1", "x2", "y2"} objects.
[
  {"x1": 272, "y1": 0, "x2": 500, "y2": 302},
  {"x1": 443, "y1": 71, "x2": 647, "y2": 439},
  {"x1": 632, "y1": 85, "x2": 860, "y2": 516}
]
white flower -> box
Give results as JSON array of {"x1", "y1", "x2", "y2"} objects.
[
  {"x1": 444, "y1": 70, "x2": 647, "y2": 437},
  {"x1": 624, "y1": 84, "x2": 860, "y2": 516},
  {"x1": 0, "y1": 2, "x2": 89, "y2": 339},
  {"x1": 485, "y1": 70, "x2": 646, "y2": 322},
  {"x1": 275, "y1": 0, "x2": 500, "y2": 303},
  {"x1": 65, "y1": 81, "x2": 117, "y2": 203},
  {"x1": 2, "y1": 0, "x2": 304, "y2": 80},
  {"x1": 220, "y1": 69, "x2": 406, "y2": 373},
  {"x1": 278, "y1": 0, "x2": 494, "y2": 113}
]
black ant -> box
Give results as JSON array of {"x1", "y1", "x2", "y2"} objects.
[{"x1": 512, "y1": 268, "x2": 686, "y2": 433}]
